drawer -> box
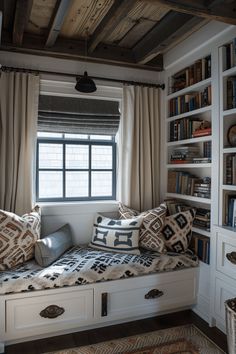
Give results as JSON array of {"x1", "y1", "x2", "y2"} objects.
[
  {"x1": 6, "y1": 288, "x2": 93, "y2": 337},
  {"x1": 217, "y1": 232, "x2": 236, "y2": 280},
  {"x1": 95, "y1": 270, "x2": 198, "y2": 320},
  {"x1": 215, "y1": 277, "x2": 236, "y2": 321}
]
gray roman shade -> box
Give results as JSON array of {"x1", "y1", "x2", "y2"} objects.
[{"x1": 38, "y1": 95, "x2": 120, "y2": 135}]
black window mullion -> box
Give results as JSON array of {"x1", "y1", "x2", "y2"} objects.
[
  {"x1": 88, "y1": 143, "x2": 92, "y2": 197},
  {"x1": 63, "y1": 142, "x2": 66, "y2": 198}
]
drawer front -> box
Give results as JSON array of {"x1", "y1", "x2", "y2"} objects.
[
  {"x1": 7, "y1": 288, "x2": 93, "y2": 337},
  {"x1": 217, "y1": 232, "x2": 236, "y2": 280},
  {"x1": 98, "y1": 274, "x2": 197, "y2": 320},
  {"x1": 215, "y1": 277, "x2": 236, "y2": 321}
]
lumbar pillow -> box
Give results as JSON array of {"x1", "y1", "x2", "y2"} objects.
[
  {"x1": 161, "y1": 209, "x2": 196, "y2": 253},
  {"x1": 119, "y1": 203, "x2": 167, "y2": 253},
  {"x1": 0, "y1": 206, "x2": 41, "y2": 270},
  {"x1": 89, "y1": 214, "x2": 142, "y2": 254},
  {"x1": 35, "y1": 224, "x2": 73, "y2": 267}
]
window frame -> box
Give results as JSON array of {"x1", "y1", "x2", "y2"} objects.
[{"x1": 36, "y1": 135, "x2": 117, "y2": 202}]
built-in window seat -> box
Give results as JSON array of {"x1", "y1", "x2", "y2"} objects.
[{"x1": 0, "y1": 246, "x2": 198, "y2": 295}]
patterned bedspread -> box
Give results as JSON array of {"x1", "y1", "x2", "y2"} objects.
[{"x1": 0, "y1": 246, "x2": 198, "y2": 295}]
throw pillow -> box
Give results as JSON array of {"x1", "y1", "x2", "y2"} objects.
[
  {"x1": 35, "y1": 224, "x2": 73, "y2": 267},
  {"x1": 89, "y1": 214, "x2": 143, "y2": 255},
  {"x1": 161, "y1": 209, "x2": 196, "y2": 253},
  {"x1": 0, "y1": 206, "x2": 41, "y2": 270},
  {"x1": 119, "y1": 203, "x2": 167, "y2": 253}
]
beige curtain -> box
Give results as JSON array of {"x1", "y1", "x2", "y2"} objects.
[
  {"x1": 118, "y1": 85, "x2": 160, "y2": 212},
  {"x1": 0, "y1": 71, "x2": 39, "y2": 215}
]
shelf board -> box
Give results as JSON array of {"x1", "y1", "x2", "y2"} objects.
[
  {"x1": 223, "y1": 147, "x2": 236, "y2": 153},
  {"x1": 167, "y1": 136, "x2": 212, "y2": 146},
  {"x1": 167, "y1": 105, "x2": 212, "y2": 122},
  {"x1": 165, "y1": 193, "x2": 211, "y2": 204},
  {"x1": 192, "y1": 227, "x2": 211, "y2": 237},
  {"x1": 167, "y1": 163, "x2": 211, "y2": 168},
  {"x1": 222, "y1": 66, "x2": 236, "y2": 77},
  {"x1": 222, "y1": 108, "x2": 236, "y2": 116},
  {"x1": 222, "y1": 184, "x2": 236, "y2": 191},
  {"x1": 167, "y1": 78, "x2": 212, "y2": 100}
]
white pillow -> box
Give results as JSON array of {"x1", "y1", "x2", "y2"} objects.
[{"x1": 89, "y1": 214, "x2": 143, "y2": 255}]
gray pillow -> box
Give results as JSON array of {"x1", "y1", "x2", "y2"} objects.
[{"x1": 35, "y1": 224, "x2": 73, "y2": 267}]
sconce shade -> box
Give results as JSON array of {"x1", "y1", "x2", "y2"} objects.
[{"x1": 75, "y1": 71, "x2": 97, "y2": 93}]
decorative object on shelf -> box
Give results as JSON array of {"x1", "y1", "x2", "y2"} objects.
[{"x1": 227, "y1": 125, "x2": 236, "y2": 147}]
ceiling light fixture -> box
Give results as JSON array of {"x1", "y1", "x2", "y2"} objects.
[{"x1": 75, "y1": 30, "x2": 97, "y2": 93}]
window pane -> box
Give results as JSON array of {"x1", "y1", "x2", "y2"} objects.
[
  {"x1": 39, "y1": 171, "x2": 63, "y2": 198},
  {"x1": 65, "y1": 134, "x2": 88, "y2": 139},
  {"x1": 91, "y1": 171, "x2": 112, "y2": 197},
  {"x1": 37, "y1": 132, "x2": 63, "y2": 138},
  {"x1": 39, "y1": 143, "x2": 63, "y2": 169},
  {"x1": 66, "y1": 145, "x2": 89, "y2": 169},
  {"x1": 92, "y1": 145, "x2": 113, "y2": 169},
  {"x1": 66, "y1": 172, "x2": 88, "y2": 197},
  {"x1": 90, "y1": 135, "x2": 112, "y2": 140}
]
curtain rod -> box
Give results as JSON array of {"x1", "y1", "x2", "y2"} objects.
[{"x1": 0, "y1": 65, "x2": 165, "y2": 90}]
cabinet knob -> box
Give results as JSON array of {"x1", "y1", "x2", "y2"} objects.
[
  {"x1": 40, "y1": 304, "x2": 65, "y2": 319},
  {"x1": 145, "y1": 289, "x2": 164, "y2": 299},
  {"x1": 226, "y1": 252, "x2": 236, "y2": 265}
]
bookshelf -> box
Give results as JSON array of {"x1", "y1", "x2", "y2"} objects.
[{"x1": 165, "y1": 55, "x2": 212, "y2": 266}]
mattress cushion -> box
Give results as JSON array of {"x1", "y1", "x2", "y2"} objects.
[{"x1": 0, "y1": 246, "x2": 198, "y2": 295}]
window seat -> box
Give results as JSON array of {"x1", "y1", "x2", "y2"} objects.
[{"x1": 0, "y1": 246, "x2": 198, "y2": 295}]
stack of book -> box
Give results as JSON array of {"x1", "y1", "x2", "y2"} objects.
[
  {"x1": 193, "y1": 177, "x2": 211, "y2": 199},
  {"x1": 225, "y1": 194, "x2": 236, "y2": 227},
  {"x1": 168, "y1": 55, "x2": 211, "y2": 94},
  {"x1": 168, "y1": 172, "x2": 211, "y2": 198},
  {"x1": 226, "y1": 76, "x2": 236, "y2": 109},
  {"x1": 170, "y1": 146, "x2": 200, "y2": 163},
  {"x1": 193, "y1": 208, "x2": 211, "y2": 231},
  {"x1": 225, "y1": 154, "x2": 236, "y2": 185},
  {"x1": 222, "y1": 39, "x2": 236, "y2": 70},
  {"x1": 169, "y1": 86, "x2": 211, "y2": 117},
  {"x1": 169, "y1": 118, "x2": 211, "y2": 142},
  {"x1": 164, "y1": 199, "x2": 194, "y2": 215},
  {"x1": 190, "y1": 233, "x2": 210, "y2": 264}
]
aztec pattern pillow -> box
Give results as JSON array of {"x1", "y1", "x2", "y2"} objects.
[
  {"x1": 119, "y1": 203, "x2": 167, "y2": 253},
  {"x1": 0, "y1": 206, "x2": 41, "y2": 270},
  {"x1": 161, "y1": 209, "x2": 196, "y2": 253},
  {"x1": 89, "y1": 214, "x2": 142, "y2": 255}
]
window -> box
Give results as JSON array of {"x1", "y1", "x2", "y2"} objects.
[
  {"x1": 36, "y1": 95, "x2": 120, "y2": 202},
  {"x1": 36, "y1": 133, "x2": 116, "y2": 201}
]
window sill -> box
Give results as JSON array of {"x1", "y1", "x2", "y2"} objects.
[{"x1": 38, "y1": 200, "x2": 119, "y2": 216}]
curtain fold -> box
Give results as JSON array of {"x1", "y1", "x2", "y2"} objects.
[
  {"x1": 0, "y1": 71, "x2": 40, "y2": 214},
  {"x1": 118, "y1": 85, "x2": 160, "y2": 212}
]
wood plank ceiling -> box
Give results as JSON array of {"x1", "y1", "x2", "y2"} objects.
[{"x1": 0, "y1": 0, "x2": 236, "y2": 71}]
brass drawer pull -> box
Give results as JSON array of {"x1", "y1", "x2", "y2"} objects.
[
  {"x1": 145, "y1": 289, "x2": 164, "y2": 299},
  {"x1": 226, "y1": 252, "x2": 236, "y2": 265},
  {"x1": 40, "y1": 305, "x2": 65, "y2": 319}
]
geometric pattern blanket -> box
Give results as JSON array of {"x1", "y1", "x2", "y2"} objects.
[{"x1": 0, "y1": 246, "x2": 199, "y2": 295}]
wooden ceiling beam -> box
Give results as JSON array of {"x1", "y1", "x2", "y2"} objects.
[
  {"x1": 12, "y1": 0, "x2": 33, "y2": 46},
  {"x1": 45, "y1": 0, "x2": 72, "y2": 48},
  {"x1": 88, "y1": 0, "x2": 137, "y2": 54},
  {"x1": 1, "y1": 31, "x2": 163, "y2": 71},
  {"x1": 133, "y1": 11, "x2": 194, "y2": 64},
  {"x1": 144, "y1": 0, "x2": 236, "y2": 25}
]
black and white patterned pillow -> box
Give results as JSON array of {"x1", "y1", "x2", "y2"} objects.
[
  {"x1": 161, "y1": 209, "x2": 196, "y2": 253},
  {"x1": 119, "y1": 203, "x2": 167, "y2": 253},
  {"x1": 89, "y1": 214, "x2": 142, "y2": 255}
]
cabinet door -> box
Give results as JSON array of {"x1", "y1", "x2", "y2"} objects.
[
  {"x1": 217, "y1": 232, "x2": 236, "y2": 280},
  {"x1": 6, "y1": 288, "x2": 94, "y2": 338}
]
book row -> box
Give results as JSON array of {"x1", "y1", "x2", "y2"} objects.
[
  {"x1": 168, "y1": 171, "x2": 211, "y2": 198},
  {"x1": 169, "y1": 86, "x2": 212, "y2": 117},
  {"x1": 226, "y1": 76, "x2": 236, "y2": 110},
  {"x1": 222, "y1": 39, "x2": 236, "y2": 70},
  {"x1": 169, "y1": 118, "x2": 211, "y2": 142},
  {"x1": 225, "y1": 154, "x2": 236, "y2": 185},
  {"x1": 225, "y1": 194, "x2": 236, "y2": 227},
  {"x1": 168, "y1": 55, "x2": 211, "y2": 94},
  {"x1": 190, "y1": 233, "x2": 210, "y2": 264}
]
